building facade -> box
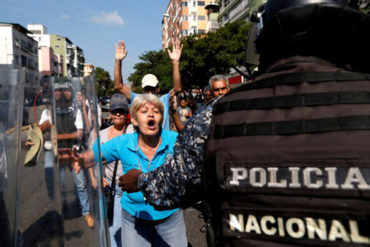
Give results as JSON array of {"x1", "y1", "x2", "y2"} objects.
[
  {"x1": 28, "y1": 24, "x2": 84, "y2": 78},
  {"x1": 162, "y1": 0, "x2": 216, "y2": 49},
  {"x1": 217, "y1": 0, "x2": 265, "y2": 26},
  {"x1": 0, "y1": 22, "x2": 39, "y2": 88}
]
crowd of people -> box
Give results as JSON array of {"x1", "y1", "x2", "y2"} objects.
[
  {"x1": 69, "y1": 37, "x2": 232, "y2": 247},
  {"x1": 87, "y1": 1, "x2": 370, "y2": 247}
]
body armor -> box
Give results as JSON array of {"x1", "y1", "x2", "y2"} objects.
[{"x1": 205, "y1": 58, "x2": 370, "y2": 247}]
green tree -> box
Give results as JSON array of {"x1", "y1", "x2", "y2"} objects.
[
  {"x1": 181, "y1": 21, "x2": 251, "y2": 88},
  {"x1": 128, "y1": 21, "x2": 251, "y2": 90},
  {"x1": 95, "y1": 67, "x2": 114, "y2": 97},
  {"x1": 128, "y1": 50, "x2": 173, "y2": 93}
]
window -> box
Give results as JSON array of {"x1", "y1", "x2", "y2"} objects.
[
  {"x1": 198, "y1": 15, "x2": 206, "y2": 20},
  {"x1": 193, "y1": 1, "x2": 196, "y2": 7},
  {"x1": 198, "y1": 1, "x2": 205, "y2": 6},
  {"x1": 55, "y1": 45, "x2": 60, "y2": 49},
  {"x1": 182, "y1": 1, "x2": 188, "y2": 7},
  {"x1": 14, "y1": 38, "x2": 20, "y2": 47},
  {"x1": 14, "y1": 55, "x2": 19, "y2": 65},
  {"x1": 193, "y1": 15, "x2": 196, "y2": 21},
  {"x1": 183, "y1": 30, "x2": 188, "y2": 35},
  {"x1": 21, "y1": 55, "x2": 27, "y2": 67},
  {"x1": 57, "y1": 37, "x2": 61, "y2": 41},
  {"x1": 198, "y1": 29, "x2": 206, "y2": 34}
]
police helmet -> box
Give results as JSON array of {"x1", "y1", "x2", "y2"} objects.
[
  {"x1": 254, "y1": 0, "x2": 369, "y2": 73},
  {"x1": 263, "y1": 0, "x2": 359, "y2": 25}
]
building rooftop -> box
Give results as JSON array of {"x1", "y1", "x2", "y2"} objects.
[{"x1": 0, "y1": 22, "x2": 31, "y2": 35}]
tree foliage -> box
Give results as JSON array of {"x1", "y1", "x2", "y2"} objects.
[
  {"x1": 128, "y1": 21, "x2": 251, "y2": 91},
  {"x1": 128, "y1": 50, "x2": 173, "y2": 93},
  {"x1": 95, "y1": 67, "x2": 114, "y2": 97},
  {"x1": 181, "y1": 21, "x2": 251, "y2": 88}
]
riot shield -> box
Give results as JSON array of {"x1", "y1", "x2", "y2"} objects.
[
  {"x1": 52, "y1": 75, "x2": 109, "y2": 247},
  {"x1": 0, "y1": 68, "x2": 24, "y2": 247},
  {"x1": 13, "y1": 74, "x2": 108, "y2": 247}
]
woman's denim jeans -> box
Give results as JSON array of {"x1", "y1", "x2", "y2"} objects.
[{"x1": 121, "y1": 208, "x2": 187, "y2": 247}]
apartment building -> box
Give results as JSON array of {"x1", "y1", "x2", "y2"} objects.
[
  {"x1": 162, "y1": 0, "x2": 215, "y2": 49},
  {"x1": 217, "y1": 0, "x2": 265, "y2": 26},
  {"x1": 0, "y1": 22, "x2": 39, "y2": 87},
  {"x1": 28, "y1": 24, "x2": 84, "y2": 77},
  {"x1": 83, "y1": 64, "x2": 95, "y2": 77}
]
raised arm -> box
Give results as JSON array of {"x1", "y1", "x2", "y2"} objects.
[
  {"x1": 114, "y1": 41, "x2": 131, "y2": 100},
  {"x1": 167, "y1": 41, "x2": 183, "y2": 93},
  {"x1": 170, "y1": 90, "x2": 185, "y2": 132}
]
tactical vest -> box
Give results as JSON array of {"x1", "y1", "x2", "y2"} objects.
[
  {"x1": 55, "y1": 108, "x2": 77, "y2": 149},
  {"x1": 205, "y1": 69, "x2": 370, "y2": 247}
]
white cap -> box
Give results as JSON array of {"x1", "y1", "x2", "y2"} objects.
[{"x1": 141, "y1": 74, "x2": 159, "y2": 88}]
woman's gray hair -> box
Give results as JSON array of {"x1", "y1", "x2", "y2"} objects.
[
  {"x1": 208, "y1": 75, "x2": 229, "y2": 90},
  {"x1": 130, "y1": 94, "x2": 164, "y2": 121}
]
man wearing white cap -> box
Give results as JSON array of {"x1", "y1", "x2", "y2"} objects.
[{"x1": 114, "y1": 40, "x2": 183, "y2": 130}]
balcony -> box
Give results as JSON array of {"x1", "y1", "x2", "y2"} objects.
[{"x1": 21, "y1": 40, "x2": 37, "y2": 55}]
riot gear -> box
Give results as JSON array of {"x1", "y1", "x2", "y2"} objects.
[{"x1": 254, "y1": 0, "x2": 370, "y2": 73}]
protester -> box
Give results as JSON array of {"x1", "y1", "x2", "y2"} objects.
[
  {"x1": 171, "y1": 75, "x2": 230, "y2": 132},
  {"x1": 93, "y1": 93, "x2": 134, "y2": 247},
  {"x1": 176, "y1": 94, "x2": 192, "y2": 125},
  {"x1": 208, "y1": 74, "x2": 230, "y2": 98},
  {"x1": 114, "y1": 40, "x2": 183, "y2": 130},
  {"x1": 55, "y1": 84, "x2": 94, "y2": 228},
  {"x1": 202, "y1": 85, "x2": 212, "y2": 104},
  {"x1": 76, "y1": 94, "x2": 187, "y2": 247},
  {"x1": 119, "y1": 1, "x2": 370, "y2": 246}
]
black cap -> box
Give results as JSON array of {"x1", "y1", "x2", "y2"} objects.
[{"x1": 109, "y1": 94, "x2": 129, "y2": 111}]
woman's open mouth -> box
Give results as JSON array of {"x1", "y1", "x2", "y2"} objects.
[{"x1": 147, "y1": 120, "x2": 156, "y2": 130}]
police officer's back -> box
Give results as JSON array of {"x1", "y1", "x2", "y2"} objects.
[{"x1": 204, "y1": 0, "x2": 370, "y2": 246}]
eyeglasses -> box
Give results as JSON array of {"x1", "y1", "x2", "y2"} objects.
[{"x1": 111, "y1": 109, "x2": 127, "y2": 115}]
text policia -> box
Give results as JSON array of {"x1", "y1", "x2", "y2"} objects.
[{"x1": 228, "y1": 166, "x2": 370, "y2": 190}]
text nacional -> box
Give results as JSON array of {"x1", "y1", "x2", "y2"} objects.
[{"x1": 228, "y1": 213, "x2": 370, "y2": 244}]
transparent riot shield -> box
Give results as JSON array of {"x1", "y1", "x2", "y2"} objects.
[
  {"x1": 52, "y1": 75, "x2": 109, "y2": 247},
  {"x1": 0, "y1": 68, "x2": 24, "y2": 247},
  {"x1": 16, "y1": 76, "x2": 64, "y2": 247}
]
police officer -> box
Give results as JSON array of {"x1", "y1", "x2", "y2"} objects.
[{"x1": 120, "y1": 0, "x2": 370, "y2": 246}]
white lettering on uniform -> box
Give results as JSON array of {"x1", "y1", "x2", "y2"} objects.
[
  {"x1": 228, "y1": 214, "x2": 369, "y2": 244},
  {"x1": 250, "y1": 168, "x2": 266, "y2": 187},
  {"x1": 268, "y1": 167, "x2": 287, "y2": 187},
  {"x1": 341, "y1": 168, "x2": 370, "y2": 190},
  {"x1": 303, "y1": 167, "x2": 323, "y2": 188},
  {"x1": 229, "y1": 214, "x2": 244, "y2": 232},
  {"x1": 277, "y1": 217, "x2": 285, "y2": 237},
  {"x1": 349, "y1": 220, "x2": 370, "y2": 243},
  {"x1": 260, "y1": 216, "x2": 277, "y2": 235},
  {"x1": 229, "y1": 168, "x2": 247, "y2": 186},
  {"x1": 245, "y1": 214, "x2": 262, "y2": 234},
  {"x1": 305, "y1": 217, "x2": 327, "y2": 240},
  {"x1": 325, "y1": 167, "x2": 339, "y2": 189},
  {"x1": 289, "y1": 167, "x2": 301, "y2": 188},
  {"x1": 228, "y1": 166, "x2": 370, "y2": 191},
  {"x1": 286, "y1": 218, "x2": 305, "y2": 239},
  {"x1": 328, "y1": 220, "x2": 350, "y2": 242}
]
